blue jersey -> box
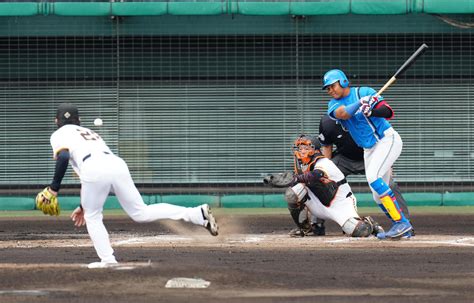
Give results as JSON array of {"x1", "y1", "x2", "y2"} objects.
[{"x1": 327, "y1": 87, "x2": 392, "y2": 149}]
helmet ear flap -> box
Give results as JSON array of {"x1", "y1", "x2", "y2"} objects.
[
  {"x1": 322, "y1": 69, "x2": 349, "y2": 89},
  {"x1": 339, "y1": 77, "x2": 349, "y2": 88}
]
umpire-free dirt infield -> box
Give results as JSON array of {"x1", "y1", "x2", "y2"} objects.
[{"x1": 0, "y1": 207, "x2": 473, "y2": 303}]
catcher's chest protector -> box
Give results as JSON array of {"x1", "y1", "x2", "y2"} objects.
[
  {"x1": 296, "y1": 155, "x2": 340, "y2": 207},
  {"x1": 307, "y1": 179, "x2": 339, "y2": 207}
]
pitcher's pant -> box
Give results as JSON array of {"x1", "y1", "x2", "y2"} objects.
[{"x1": 81, "y1": 154, "x2": 204, "y2": 263}]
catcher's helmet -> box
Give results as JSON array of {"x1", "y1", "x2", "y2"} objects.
[
  {"x1": 322, "y1": 69, "x2": 349, "y2": 90},
  {"x1": 293, "y1": 134, "x2": 320, "y2": 165},
  {"x1": 56, "y1": 103, "x2": 80, "y2": 127}
]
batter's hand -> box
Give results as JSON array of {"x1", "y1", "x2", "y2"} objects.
[
  {"x1": 70, "y1": 206, "x2": 86, "y2": 227},
  {"x1": 360, "y1": 102, "x2": 372, "y2": 117},
  {"x1": 359, "y1": 95, "x2": 375, "y2": 117}
]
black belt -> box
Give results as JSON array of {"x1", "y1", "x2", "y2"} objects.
[{"x1": 83, "y1": 151, "x2": 110, "y2": 162}]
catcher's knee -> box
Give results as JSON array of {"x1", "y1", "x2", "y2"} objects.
[
  {"x1": 285, "y1": 183, "x2": 308, "y2": 207},
  {"x1": 341, "y1": 217, "x2": 373, "y2": 237}
]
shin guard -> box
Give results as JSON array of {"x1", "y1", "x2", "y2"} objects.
[{"x1": 370, "y1": 178, "x2": 408, "y2": 223}]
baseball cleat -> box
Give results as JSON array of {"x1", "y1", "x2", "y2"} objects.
[
  {"x1": 311, "y1": 222, "x2": 326, "y2": 236},
  {"x1": 288, "y1": 227, "x2": 311, "y2": 237},
  {"x1": 378, "y1": 221, "x2": 412, "y2": 239},
  {"x1": 201, "y1": 204, "x2": 218, "y2": 236},
  {"x1": 401, "y1": 229, "x2": 415, "y2": 239}
]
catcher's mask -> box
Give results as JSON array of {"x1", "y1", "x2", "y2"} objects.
[
  {"x1": 292, "y1": 134, "x2": 320, "y2": 165},
  {"x1": 56, "y1": 103, "x2": 80, "y2": 127}
]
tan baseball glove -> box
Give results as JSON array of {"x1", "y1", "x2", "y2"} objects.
[{"x1": 35, "y1": 187, "x2": 60, "y2": 216}]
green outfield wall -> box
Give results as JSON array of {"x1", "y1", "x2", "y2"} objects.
[
  {"x1": 1, "y1": 1, "x2": 473, "y2": 17},
  {"x1": 2, "y1": 192, "x2": 474, "y2": 211},
  {"x1": 1, "y1": 1, "x2": 474, "y2": 195}
]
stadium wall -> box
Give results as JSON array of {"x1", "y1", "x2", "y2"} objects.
[{"x1": 1, "y1": 2, "x2": 474, "y2": 208}]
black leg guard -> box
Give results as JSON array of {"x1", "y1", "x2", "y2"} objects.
[
  {"x1": 342, "y1": 217, "x2": 379, "y2": 237},
  {"x1": 288, "y1": 205, "x2": 305, "y2": 228}
]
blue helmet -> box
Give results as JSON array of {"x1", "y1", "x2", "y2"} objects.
[{"x1": 322, "y1": 69, "x2": 349, "y2": 89}]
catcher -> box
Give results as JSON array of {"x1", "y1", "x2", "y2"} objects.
[
  {"x1": 36, "y1": 103, "x2": 218, "y2": 269},
  {"x1": 264, "y1": 134, "x2": 383, "y2": 238}
]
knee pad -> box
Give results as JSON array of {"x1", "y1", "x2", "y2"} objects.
[
  {"x1": 341, "y1": 217, "x2": 373, "y2": 237},
  {"x1": 370, "y1": 178, "x2": 390, "y2": 196},
  {"x1": 285, "y1": 183, "x2": 308, "y2": 206}
]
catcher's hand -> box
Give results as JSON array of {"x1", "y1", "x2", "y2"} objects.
[
  {"x1": 263, "y1": 171, "x2": 296, "y2": 188},
  {"x1": 35, "y1": 187, "x2": 60, "y2": 216}
]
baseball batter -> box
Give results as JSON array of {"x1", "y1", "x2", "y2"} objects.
[
  {"x1": 323, "y1": 69, "x2": 412, "y2": 239},
  {"x1": 318, "y1": 114, "x2": 412, "y2": 221},
  {"x1": 265, "y1": 135, "x2": 384, "y2": 238},
  {"x1": 291, "y1": 114, "x2": 413, "y2": 238},
  {"x1": 44, "y1": 103, "x2": 218, "y2": 268}
]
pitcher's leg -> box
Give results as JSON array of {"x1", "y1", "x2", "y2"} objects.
[
  {"x1": 112, "y1": 175, "x2": 204, "y2": 225},
  {"x1": 81, "y1": 181, "x2": 117, "y2": 264}
]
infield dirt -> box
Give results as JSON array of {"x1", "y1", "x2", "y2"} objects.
[{"x1": 0, "y1": 210, "x2": 472, "y2": 303}]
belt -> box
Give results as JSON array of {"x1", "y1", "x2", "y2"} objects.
[{"x1": 83, "y1": 151, "x2": 110, "y2": 162}]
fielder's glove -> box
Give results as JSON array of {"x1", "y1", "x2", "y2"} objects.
[
  {"x1": 263, "y1": 172, "x2": 296, "y2": 188},
  {"x1": 35, "y1": 187, "x2": 60, "y2": 216}
]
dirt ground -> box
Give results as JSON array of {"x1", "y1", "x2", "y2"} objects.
[{"x1": 0, "y1": 211, "x2": 473, "y2": 303}]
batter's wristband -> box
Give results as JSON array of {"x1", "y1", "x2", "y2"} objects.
[{"x1": 345, "y1": 102, "x2": 360, "y2": 116}]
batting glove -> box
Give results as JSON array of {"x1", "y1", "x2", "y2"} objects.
[
  {"x1": 359, "y1": 102, "x2": 372, "y2": 117},
  {"x1": 359, "y1": 95, "x2": 377, "y2": 117}
]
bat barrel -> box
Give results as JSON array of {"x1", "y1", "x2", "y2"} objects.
[{"x1": 393, "y1": 44, "x2": 429, "y2": 78}]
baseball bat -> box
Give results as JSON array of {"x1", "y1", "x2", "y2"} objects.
[{"x1": 375, "y1": 43, "x2": 429, "y2": 96}]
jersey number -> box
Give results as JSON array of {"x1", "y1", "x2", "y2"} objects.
[{"x1": 78, "y1": 129, "x2": 101, "y2": 141}]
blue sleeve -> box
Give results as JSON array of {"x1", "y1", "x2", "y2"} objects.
[{"x1": 327, "y1": 100, "x2": 341, "y2": 119}]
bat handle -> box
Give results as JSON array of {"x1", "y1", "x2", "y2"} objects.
[{"x1": 375, "y1": 76, "x2": 397, "y2": 97}]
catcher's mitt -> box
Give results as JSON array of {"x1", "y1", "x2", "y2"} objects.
[
  {"x1": 35, "y1": 187, "x2": 60, "y2": 216},
  {"x1": 263, "y1": 171, "x2": 296, "y2": 188}
]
